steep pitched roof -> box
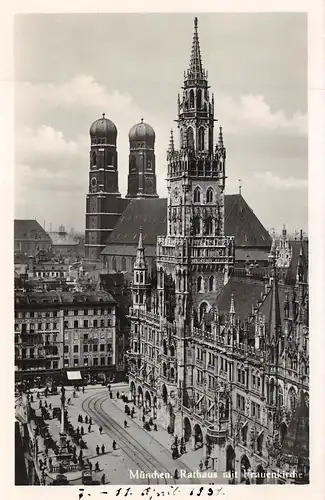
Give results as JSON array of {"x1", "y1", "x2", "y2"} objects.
[
  {"x1": 215, "y1": 276, "x2": 266, "y2": 320},
  {"x1": 284, "y1": 239, "x2": 308, "y2": 285},
  {"x1": 224, "y1": 194, "x2": 272, "y2": 247},
  {"x1": 103, "y1": 195, "x2": 271, "y2": 252},
  {"x1": 105, "y1": 198, "x2": 167, "y2": 246},
  {"x1": 14, "y1": 219, "x2": 51, "y2": 242}
]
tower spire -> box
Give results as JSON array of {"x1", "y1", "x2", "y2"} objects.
[
  {"x1": 168, "y1": 129, "x2": 175, "y2": 152},
  {"x1": 188, "y1": 17, "x2": 204, "y2": 80},
  {"x1": 134, "y1": 226, "x2": 147, "y2": 269}
]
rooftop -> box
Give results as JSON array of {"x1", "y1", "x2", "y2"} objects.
[
  {"x1": 14, "y1": 290, "x2": 115, "y2": 307},
  {"x1": 14, "y1": 219, "x2": 51, "y2": 242}
]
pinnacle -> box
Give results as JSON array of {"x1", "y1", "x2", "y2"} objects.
[{"x1": 188, "y1": 17, "x2": 204, "y2": 80}]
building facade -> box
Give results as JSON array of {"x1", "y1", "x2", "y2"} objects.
[
  {"x1": 14, "y1": 291, "x2": 120, "y2": 383},
  {"x1": 127, "y1": 18, "x2": 309, "y2": 484}
]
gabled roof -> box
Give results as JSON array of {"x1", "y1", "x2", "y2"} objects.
[
  {"x1": 14, "y1": 219, "x2": 51, "y2": 242},
  {"x1": 215, "y1": 276, "x2": 266, "y2": 320},
  {"x1": 102, "y1": 194, "x2": 271, "y2": 252},
  {"x1": 284, "y1": 240, "x2": 308, "y2": 285},
  {"x1": 224, "y1": 194, "x2": 272, "y2": 247},
  {"x1": 105, "y1": 198, "x2": 167, "y2": 246}
]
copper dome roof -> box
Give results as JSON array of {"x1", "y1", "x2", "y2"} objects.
[
  {"x1": 90, "y1": 114, "x2": 117, "y2": 142},
  {"x1": 129, "y1": 119, "x2": 155, "y2": 143}
]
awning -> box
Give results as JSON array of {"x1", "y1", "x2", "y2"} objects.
[{"x1": 67, "y1": 371, "x2": 82, "y2": 381}]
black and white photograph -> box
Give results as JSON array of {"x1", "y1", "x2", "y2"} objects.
[{"x1": 11, "y1": 6, "x2": 322, "y2": 492}]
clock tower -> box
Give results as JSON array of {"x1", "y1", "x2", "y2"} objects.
[
  {"x1": 85, "y1": 113, "x2": 122, "y2": 261},
  {"x1": 126, "y1": 119, "x2": 158, "y2": 199}
]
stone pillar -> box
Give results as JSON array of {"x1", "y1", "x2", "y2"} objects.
[
  {"x1": 151, "y1": 405, "x2": 155, "y2": 418},
  {"x1": 191, "y1": 433, "x2": 196, "y2": 451}
]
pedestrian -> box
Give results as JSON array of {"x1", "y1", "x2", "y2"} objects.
[
  {"x1": 101, "y1": 473, "x2": 106, "y2": 484},
  {"x1": 30, "y1": 395, "x2": 34, "y2": 403},
  {"x1": 79, "y1": 449, "x2": 83, "y2": 459},
  {"x1": 48, "y1": 456, "x2": 52, "y2": 466},
  {"x1": 80, "y1": 415, "x2": 83, "y2": 423},
  {"x1": 37, "y1": 392, "x2": 40, "y2": 399},
  {"x1": 67, "y1": 398, "x2": 71, "y2": 405},
  {"x1": 99, "y1": 426, "x2": 103, "y2": 435},
  {"x1": 85, "y1": 415, "x2": 88, "y2": 424},
  {"x1": 44, "y1": 400, "x2": 48, "y2": 408},
  {"x1": 49, "y1": 403, "x2": 52, "y2": 410},
  {"x1": 82, "y1": 386, "x2": 85, "y2": 394},
  {"x1": 110, "y1": 391, "x2": 113, "y2": 399},
  {"x1": 174, "y1": 435, "x2": 178, "y2": 446},
  {"x1": 112, "y1": 440, "x2": 117, "y2": 450},
  {"x1": 78, "y1": 415, "x2": 81, "y2": 423},
  {"x1": 88, "y1": 424, "x2": 91, "y2": 433},
  {"x1": 199, "y1": 460, "x2": 203, "y2": 472},
  {"x1": 39, "y1": 400, "x2": 42, "y2": 409},
  {"x1": 174, "y1": 469, "x2": 179, "y2": 480},
  {"x1": 124, "y1": 420, "x2": 127, "y2": 428},
  {"x1": 95, "y1": 461, "x2": 100, "y2": 472},
  {"x1": 108, "y1": 384, "x2": 111, "y2": 392},
  {"x1": 205, "y1": 458, "x2": 209, "y2": 470},
  {"x1": 154, "y1": 423, "x2": 158, "y2": 431},
  {"x1": 89, "y1": 417, "x2": 92, "y2": 426},
  {"x1": 89, "y1": 461, "x2": 92, "y2": 472},
  {"x1": 45, "y1": 447, "x2": 48, "y2": 456},
  {"x1": 77, "y1": 427, "x2": 80, "y2": 436},
  {"x1": 101, "y1": 444, "x2": 105, "y2": 454},
  {"x1": 81, "y1": 426, "x2": 84, "y2": 436},
  {"x1": 142, "y1": 415, "x2": 145, "y2": 423},
  {"x1": 96, "y1": 445, "x2": 100, "y2": 455}
]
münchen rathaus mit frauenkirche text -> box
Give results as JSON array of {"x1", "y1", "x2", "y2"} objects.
[{"x1": 127, "y1": 18, "x2": 309, "y2": 484}]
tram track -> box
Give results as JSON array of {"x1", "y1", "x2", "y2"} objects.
[{"x1": 82, "y1": 391, "x2": 173, "y2": 485}]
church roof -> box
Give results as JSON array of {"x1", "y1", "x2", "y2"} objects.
[
  {"x1": 104, "y1": 198, "x2": 167, "y2": 247},
  {"x1": 224, "y1": 194, "x2": 272, "y2": 248},
  {"x1": 14, "y1": 219, "x2": 51, "y2": 242},
  {"x1": 102, "y1": 194, "x2": 271, "y2": 252}
]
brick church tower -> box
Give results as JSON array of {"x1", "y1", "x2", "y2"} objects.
[
  {"x1": 126, "y1": 119, "x2": 158, "y2": 198},
  {"x1": 85, "y1": 114, "x2": 122, "y2": 261}
]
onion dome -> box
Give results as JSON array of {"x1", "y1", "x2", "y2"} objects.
[
  {"x1": 90, "y1": 113, "x2": 117, "y2": 144},
  {"x1": 129, "y1": 118, "x2": 155, "y2": 144}
]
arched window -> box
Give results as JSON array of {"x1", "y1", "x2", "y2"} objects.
[
  {"x1": 112, "y1": 256, "x2": 117, "y2": 271},
  {"x1": 197, "y1": 276, "x2": 203, "y2": 293},
  {"x1": 278, "y1": 385, "x2": 284, "y2": 406},
  {"x1": 193, "y1": 216, "x2": 200, "y2": 236},
  {"x1": 199, "y1": 302, "x2": 208, "y2": 322},
  {"x1": 206, "y1": 187, "x2": 213, "y2": 203},
  {"x1": 140, "y1": 273, "x2": 144, "y2": 283},
  {"x1": 204, "y1": 217, "x2": 213, "y2": 235},
  {"x1": 186, "y1": 127, "x2": 194, "y2": 150},
  {"x1": 288, "y1": 387, "x2": 297, "y2": 412},
  {"x1": 189, "y1": 89, "x2": 194, "y2": 108},
  {"x1": 163, "y1": 339, "x2": 168, "y2": 355},
  {"x1": 121, "y1": 256, "x2": 126, "y2": 271},
  {"x1": 269, "y1": 379, "x2": 275, "y2": 405},
  {"x1": 194, "y1": 187, "x2": 201, "y2": 203},
  {"x1": 292, "y1": 356, "x2": 297, "y2": 371},
  {"x1": 136, "y1": 272, "x2": 139, "y2": 283},
  {"x1": 163, "y1": 363, "x2": 167, "y2": 377},
  {"x1": 170, "y1": 367, "x2": 175, "y2": 380},
  {"x1": 197, "y1": 89, "x2": 202, "y2": 109},
  {"x1": 198, "y1": 127, "x2": 205, "y2": 151},
  {"x1": 170, "y1": 345, "x2": 175, "y2": 357},
  {"x1": 209, "y1": 276, "x2": 214, "y2": 292}
]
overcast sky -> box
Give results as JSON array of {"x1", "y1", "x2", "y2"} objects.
[{"x1": 14, "y1": 13, "x2": 307, "y2": 235}]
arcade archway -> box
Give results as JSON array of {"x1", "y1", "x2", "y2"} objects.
[
  {"x1": 162, "y1": 384, "x2": 168, "y2": 405},
  {"x1": 226, "y1": 445, "x2": 235, "y2": 472},
  {"x1": 240, "y1": 455, "x2": 251, "y2": 483},
  {"x1": 130, "y1": 381, "x2": 136, "y2": 404},
  {"x1": 145, "y1": 391, "x2": 152, "y2": 412},
  {"x1": 184, "y1": 417, "x2": 192, "y2": 442},
  {"x1": 193, "y1": 423, "x2": 203, "y2": 449},
  {"x1": 256, "y1": 465, "x2": 265, "y2": 484},
  {"x1": 137, "y1": 386, "x2": 143, "y2": 406}
]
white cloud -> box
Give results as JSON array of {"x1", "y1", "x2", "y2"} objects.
[
  {"x1": 254, "y1": 170, "x2": 308, "y2": 190},
  {"x1": 216, "y1": 93, "x2": 307, "y2": 135}
]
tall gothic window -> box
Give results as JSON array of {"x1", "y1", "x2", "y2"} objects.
[
  {"x1": 186, "y1": 127, "x2": 194, "y2": 150},
  {"x1": 198, "y1": 127, "x2": 205, "y2": 151},
  {"x1": 193, "y1": 215, "x2": 200, "y2": 235},
  {"x1": 209, "y1": 276, "x2": 214, "y2": 292},
  {"x1": 204, "y1": 216, "x2": 213, "y2": 235},
  {"x1": 197, "y1": 88, "x2": 202, "y2": 109},
  {"x1": 199, "y1": 302, "x2": 208, "y2": 322},
  {"x1": 194, "y1": 187, "x2": 201, "y2": 203},
  {"x1": 197, "y1": 276, "x2": 203, "y2": 293},
  {"x1": 189, "y1": 89, "x2": 195, "y2": 108},
  {"x1": 121, "y1": 256, "x2": 126, "y2": 271},
  {"x1": 206, "y1": 187, "x2": 213, "y2": 203}
]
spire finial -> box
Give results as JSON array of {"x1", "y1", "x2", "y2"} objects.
[
  {"x1": 168, "y1": 129, "x2": 175, "y2": 152},
  {"x1": 230, "y1": 293, "x2": 235, "y2": 315},
  {"x1": 141, "y1": 117, "x2": 144, "y2": 123},
  {"x1": 102, "y1": 113, "x2": 105, "y2": 119},
  {"x1": 138, "y1": 226, "x2": 144, "y2": 250},
  {"x1": 188, "y1": 16, "x2": 204, "y2": 79},
  {"x1": 238, "y1": 179, "x2": 242, "y2": 196}
]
